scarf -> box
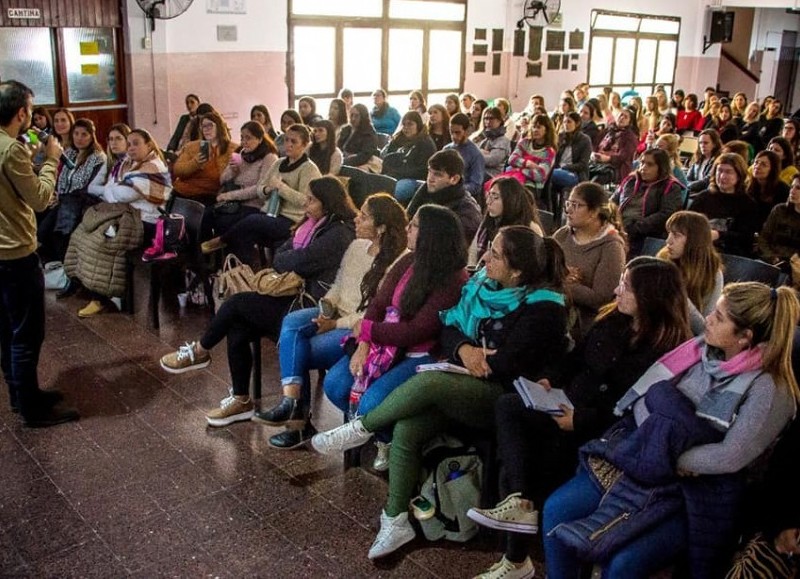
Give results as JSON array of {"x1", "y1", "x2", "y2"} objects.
[
  {"x1": 119, "y1": 151, "x2": 172, "y2": 205},
  {"x1": 614, "y1": 336, "x2": 765, "y2": 430},
  {"x1": 279, "y1": 153, "x2": 309, "y2": 173},
  {"x1": 481, "y1": 125, "x2": 506, "y2": 141},
  {"x1": 292, "y1": 215, "x2": 326, "y2": 249},
  {"x1": 440, "y1": 268, "x2": 565, "y2": 340},
  {"x1": 348, "y1": 306, "x2": 401, "y2": 417},
  {"x1": 109, "y1": 154, "x2": 127, "y2": 183},
  {"x1": 240, "y1": 139, "x2": 269, "y2": 164},
  {"x1": 56, "y1": 148, "x2": 105, "y2": 197}
]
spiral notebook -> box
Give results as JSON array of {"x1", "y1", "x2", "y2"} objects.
[{"x1": 513, "y1": 376, "x2": 574, "y2": 415}]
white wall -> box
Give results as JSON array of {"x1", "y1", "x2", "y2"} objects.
[{"x1": 749, "y1": 8, "x2": 800, "y2": 101}]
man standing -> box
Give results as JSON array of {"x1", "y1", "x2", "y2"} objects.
[
  {"x1": 444, "y1": 113, "x2": 485, "y2": 200},
  {"x1": 0, "y1": 79, "x2": 79, "y2": 427}
]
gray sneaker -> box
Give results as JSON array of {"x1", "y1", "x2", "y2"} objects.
[
  {"x1": 310, "y1": 418, "x2": 372, "y2": 454},
  {"x1": 473, "y1": 556, "x2": 535, "y2": 579}
]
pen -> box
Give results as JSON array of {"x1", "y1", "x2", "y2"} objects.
[{"x1": 481, "y1": 336, "x2": 487, "y2": 357}]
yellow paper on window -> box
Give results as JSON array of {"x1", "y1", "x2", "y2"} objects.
[
  {"x1": 80, "y1": 41, "x2": 99, "y2": 55},
  {"x1": 81, "y1": 64, "x2": 100, "y2": 75}
]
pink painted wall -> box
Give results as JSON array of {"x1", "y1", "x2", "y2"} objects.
[{"x1": 126, "y1": 51, "x2": 288, "y2": 147}]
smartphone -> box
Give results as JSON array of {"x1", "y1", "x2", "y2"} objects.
[
  {"x1": 318, "y1": 298, "x2": 337, "y2": 319},
  {"x1": 410, "y1": 495, "x2": 435, "y2": 521},
  {"x1": 200, "y1": 140, "x2": 210, "y2": 158}
]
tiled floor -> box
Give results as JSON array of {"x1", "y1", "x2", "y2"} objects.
[{"x1": 0, "y1": 283, "x2": 539, "y2": 578}]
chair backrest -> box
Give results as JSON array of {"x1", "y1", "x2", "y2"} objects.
[
  {"x1": 721, "y1": 253, "x2": 787, "y2": 287},
  {"x1": 169, "y1": 196, "x2": 205, "y2": 245},
  {"x1": 678, "y1": 136, "x2": 698, "y2": 167},
  {"x1": 375, "y1": 132, "x2": 391, "y2": 149},
  {"x1": 538, "y1": 210, "x2": 555, "y2": 235},
  {"x1": 641, "y1": 236, "x2": 667, "y2": 257}
]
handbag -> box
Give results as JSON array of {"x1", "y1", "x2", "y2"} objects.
[
  {"x1": 253, "y1": 269, "x2": 304, "y2": 297},
  {"x1": 213, "y1": 254, "x2": 257, "y2": 311},
  {"x1": 43, "y1": 261, "x2": 68, "y2": 290}
]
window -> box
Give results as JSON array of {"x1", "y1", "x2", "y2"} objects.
[
  {"x1": 588, "y1": 10, "x2": 680, "y2": 98},
  {"x1": 288, "y1": 0, "x2": 466, "y2": 108}
]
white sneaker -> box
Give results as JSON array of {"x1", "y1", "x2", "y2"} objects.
[
  {"x1": 310, "y1": 418, "x2": 372, "y2": 455},
  {"x1": 467, "y1": 492, "x2": 538, "y2": 534},
  {"x1": 473, "y1": 556, "x2": 535, "y2": 579},
  {"x1": 372, "y1": 441, "x2": 391, "y2": 472},
  {"x1": 367, "y1": 510, "x2": 415, "y2": 560}
]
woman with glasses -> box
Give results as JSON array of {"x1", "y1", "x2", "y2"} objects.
[
  {"x1": 690, "y1": 153, "x2": 759, "y2": 257},
  {"x1": 555, "y1": 182, "x2": 626, "y2": 337},
  {"x1": 475, "y1": 106, "x2": 512, "y2": 181},
  {"x1": 370, "y1": 89, "x2": 401, "y2": 135},
  {"x1": 470, "y1": 257, "x2": 690, "y2": 579},
  {"x1": 172, "y1": 110, "x2": 235, "y2": 205}
]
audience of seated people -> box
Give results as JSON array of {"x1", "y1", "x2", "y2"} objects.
[{"x1": 24, "y1": 81, "x2": 800, "y2": 579}]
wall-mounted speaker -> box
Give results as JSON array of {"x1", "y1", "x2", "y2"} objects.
[{"x1": 709, "y1": 11, "x2": 734, "y2": 44}]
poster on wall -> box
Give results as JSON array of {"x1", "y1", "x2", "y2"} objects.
[{"x1": 207, "y1": 0, "x2": 246, "y2": 14}]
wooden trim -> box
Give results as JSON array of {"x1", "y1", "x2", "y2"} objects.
[{"x1": 721, "y1": 48, "x2": 760, "y2": 84}]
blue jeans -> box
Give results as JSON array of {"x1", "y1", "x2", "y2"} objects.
[
  {"x1": 542, "y1": 466, "x2": 687, "y2": 579},
  {"x1": 393, "y1": 179, "x2": 424, "y2": 206},
  {"x1": 323, "y1": 353, "x2": 433, "y2": 417},
  {"x1": 551, "y1": 168, "x2": 580, "y2": 191},
  {"x1": 0, "y1": 253, "x2": 45, "y2": 418},
  {"x1": 277, "y1": 307, "x2": 349, "y2": 402}
]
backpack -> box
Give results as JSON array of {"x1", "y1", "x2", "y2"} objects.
[
  {"x1": 142, "y1": 210, "x2": 187, "y2": 262},
  {"x1": 416, "y1": 434, "x2": 483, "y2": 543}
]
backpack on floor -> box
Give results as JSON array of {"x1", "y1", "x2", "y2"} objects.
[{"x1": 416, "y1": 434, "x2": 483, "y2": 543}]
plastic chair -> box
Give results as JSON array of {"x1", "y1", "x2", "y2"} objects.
[
  {"x1": 721, "y1": 253, "x2": 788, "y2": 287},
  {"x1": 641, "y1": 237, "x2": 667, "y2": 257}
]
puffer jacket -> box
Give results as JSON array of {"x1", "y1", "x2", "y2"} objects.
[{"x1": 64, "y1": 203, "x2": 143, "y2": 297}]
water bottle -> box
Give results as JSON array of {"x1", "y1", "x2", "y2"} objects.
[{"x1": 265, "y1": 189, "x2": 282, "y2": 217}]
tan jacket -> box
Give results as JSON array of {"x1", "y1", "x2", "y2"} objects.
[{"x1": 0, "y1": 128, "x2": 58, "y2": 260}]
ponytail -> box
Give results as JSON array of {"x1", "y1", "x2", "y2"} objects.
[{"x1": 543, "y1": 236, "x2": 567, "y2": 292}]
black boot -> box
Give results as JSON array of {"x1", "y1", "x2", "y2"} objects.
[
  {"x1": 56, "y1": 277, "x2": 80, "y2": 300},
  {"x1": 252, "y1": 396, "x2": 304, "y2": 428},
  {"x1": 268, "y1": 420, "x2": 317, "y2": 450}
]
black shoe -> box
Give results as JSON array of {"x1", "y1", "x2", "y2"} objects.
[
  {"x1": 56, "y1": 278, "x2": 80, "y2": 300},
  {"x1": 268, "y1": 422, "x2": 317, "y2": 450},
  {"x1": 252, "y1": 396, "x2": 304, "y2": 428},
  {"x1": 24, "y1": 404, "x2": 80, "y2": 428},
  {"x1": 37, "y1": 389, "x2": 64, "y2": 407}
]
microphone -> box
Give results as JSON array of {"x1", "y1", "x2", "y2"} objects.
[{"x1": 37, "y1": 129, "x2": 76, "y2": 170}]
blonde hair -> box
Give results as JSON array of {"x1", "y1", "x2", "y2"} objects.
[
  {"x1": 723, "y1": 283, "x2": 800, "y2": 399},
  {"x1": 656, "y1": 133, "x2": 682, "y2": 168}
]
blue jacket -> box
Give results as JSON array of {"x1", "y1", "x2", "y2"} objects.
[
  {"x1": 444, "y1": 140, "x2": 486, "y2": 198},
  {"x1": 370, "y1": 106, "x2": 401, "y2": 135}
]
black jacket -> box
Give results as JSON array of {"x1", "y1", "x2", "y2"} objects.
[
  {"x1": 406, "y1": 182, "x2": 482, "y2": 243},
  {"x1": 380, "y1": 135, "x2": 436, "y2": 181},
  {"x1": 556, "y1": 131, "x2": 593, "y2": 182},
  {"x1": 338, "y1": 125, "x2": 380, "y2": 167}
]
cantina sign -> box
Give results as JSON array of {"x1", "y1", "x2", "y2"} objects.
[{"x1": 7, "y1": 8, "x2": 42, "y2": 18}]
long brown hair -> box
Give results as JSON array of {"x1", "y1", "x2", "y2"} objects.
[
  {"x1": 658, "y1": 211, "x2": 722, "y2": 314},
  {"x1": 358, "y1": 194, "x2": 408, "y2": 311},
  {"x1": 71, "y1": 118, "x2": 103, "y2": 167}
]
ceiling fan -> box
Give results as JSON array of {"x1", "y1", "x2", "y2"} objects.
[{"x1": 135, "y1": 0, "x2": 194, "y2": 31}]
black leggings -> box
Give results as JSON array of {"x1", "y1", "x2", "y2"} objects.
[
  {"x1": 221, "y1": 213, "x2": 293, "y2": 268},
  {"x1": 199, "y1": 292, "x2": 293, "y2": 396},
  {"x1": 494, "y1": 392, "x2": 579, "y2": 563}
]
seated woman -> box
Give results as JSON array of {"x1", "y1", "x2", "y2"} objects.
[
  {"x1": 320, "y1": 204, "x2": 468, "y2": 420},
  {"x1": 716, "y1": 103, "x2": 741, "y2": 144},
  {"x1": 274, "y1": 109, "x2": 302, "y2": 157},
  {"x1": 658, "y1": 210, "x2": 723, "y2": 335},
  {"x1": 308, "y1": 119, "x2": 343, "y2": 176},
  {"x1": 552, "y1": 111, "x2": 592, "y2": 195},
  {"x1": 687, "y1": 128, "x2": 722, "y2": 194},
  {"x1": 470, "y1": 99, "x2": 489, "y2": 134},
  {"x1": 250, "y1": 104, "x2": 278, "y2": 141},
  {"x1": 51, "y1": 108, "x2": 74, "y2": 149},
  {"x1": 370, "y1": 89, "x2": 401, "y2": 135},
  {"x1": 638, "y1": 112, "x2": 676, "y2": 154},
  {"x1": 739, "y1": 102, "x2": 764, "y2": 153},
  {"x1": 469, "y1": 257, "x2": 690, "y2": 579},
  {"x1": 87, "y1": 123, "x2": 131, "y2": 199},
  {"x1": 579, "y1": 101, "x2": 601, "y2": 148},
  {"x1": 380, "y1": 111, "x2": 436, "y2": 204},
  {"x1": 338, "y1": 103, "x2": 380, "y2": 171},
  {"x1": 654, "y1": 134, "x2": 688, "y2": 201},
  {"x1": 505, "y1": 113, "x2": 557, "y2": 195},
  {"x1": 555, "y1": 182, "x2": 626, "y2": 337},
  {"x1": 254, "y1": 194, "x2": 408, "y2": 450},
  {"x1": 201, "y1": 123, "x2": 322, "y2": 267},
  {"x1": 543, "y1": 282, "x2": 799, "y2": 579},
  {"x1": 590, "y1": 108, "x2": 639, "y2": 185},
  {"x1": 611, "y1": 148, "x2": 683, "y2": 256},
  {"x1": 474, "y1": 106, "x2": 512, "y2": 181},
  {"x1": 676, "y1": 93, "x2": 704, "y2": 134},
  {"x1": 551, "y1": 96, "x2": 576, "y2": 136},
  {"x1": 37, "y1": 118, "x2": 106, "y2": 265},
  {"x1": 327, "y1": 98, "x2": 348, "y2": 141},
  {"x1": 469, "y1": 177, "x2": 543, "y2": 267},
  {"x1": 68, "y1": 129, "x2": 172, "y2": 317},
  {"x1": 758, "y1": 173, "x2": 800, "y2": 267},
  {"x1": 205, "y1": 121, "x2": 278, "y2": 239},
  {"x1": 691, "y1": 153, "x2": 759, "y2": 257},
  {"x1": 159, "y1": 177, "x2": 356, "y2": 426},
  {"x1": 298, "y1": 96, "x2": 323, "y2": 126},
  {"x1": 172, "y1": 111, "x2": 235, "y2": 205},
  {"x1": 444, "y1": 93, "x2": 460, "y2": 118},
  {"x1": 495, "y1": 97, "x2": 518, "y2": 142},
  {"x1": 748, "y1": 150, "x2": 790, "y2": 231},
  {"x1": 408, "y1": 90, "x2": 428, "y2": 125},
  {"x1": 426, "y1": 104, "x2": 451, "y2": 152},
  {"x1": 781, "y1": 118, "x2": 800, "y2": 162},
  {"x1": 766, "y1": 136, "x2": 799, "y2": 186},
  {"x1": 311, "y1": 225, "x2": 570, "y2": 560},
  {"x1": 759, "y1": 98, "x2": 784, "y2": 146},
  {"x1": 166, "y1": 94, "x2": 200, "y2": 155}
]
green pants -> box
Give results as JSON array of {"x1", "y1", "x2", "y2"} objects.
[{"x1": 362, "y1": 371, "x2": 504, "y2": 516}]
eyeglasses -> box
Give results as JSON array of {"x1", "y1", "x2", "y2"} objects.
[
  {"x1": 564, "y1": 200, "x2": 587, "y2": 210},
  {"x1": 201, "y1": 123, "x2": 215, "y2": 130}
]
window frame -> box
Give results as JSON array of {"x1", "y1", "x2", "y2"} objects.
[
  {"x1": 287, "y1": 0, "x2": 466, "y2": 106},
  {"x1": 587, "y1": 9, "x2": 680, "y2": 97}
]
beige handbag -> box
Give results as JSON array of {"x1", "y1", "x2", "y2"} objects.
[
  {"x1": 253, "y1": 269, "x2": 304, "y2": 297},
  {"x1": 213, "y1": 254, "x2": 256, "y2": 311}
]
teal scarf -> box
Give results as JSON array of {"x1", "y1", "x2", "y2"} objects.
[{"x1": 440, "y1": 268, "x2": 565, "y2": 339}]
